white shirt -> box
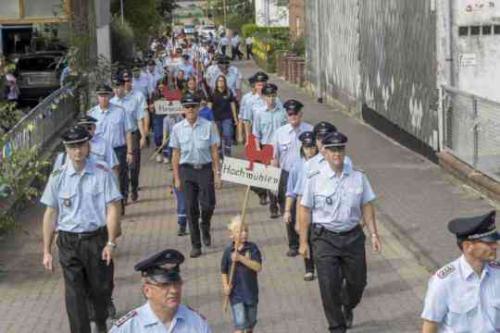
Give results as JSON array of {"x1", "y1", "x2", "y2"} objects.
[{"x1": 421, "y1": 255, "x2": 500, "y2": 332}]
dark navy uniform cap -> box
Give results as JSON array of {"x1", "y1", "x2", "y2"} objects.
[
  {"x1": 448, "y1": 210, "x2": 500, "y2": 242},
  {"x1": 76, "y1": 115, "x2": 97, "y2": 126},
  {"x1": 95, "y1": 83, "x2": 113, "y2": 95},
  {"x1": 284, "y1": 99, "x2": 304, "y2": 113},
  {"x1": 62, "y1": 125, "x2": 92, "y2": 145},
  {"x1": 120, "y1": 69, "x2": 132, "y2": 81},
  {"x1": 254, "y1": 71, "x2": 269, "y2": 83},
  {"x1": 182, "y1": 54, "x2": 190, "y2": 60},
  {"x1": 299, "y1": 131, "x2": 315, "y2": 148},
  {"x1": 181, "y1": 92, "x2": 201, "y2": 106},
  {"x1": 248, "y1": 75, "x2": 256, "y2": 85},
  {"x1": 135, "y1": 249, "x2": 185, "y2": 283},
  {"x1": 262, "y1": 83, "x2": 278, "y2": 96},
  {"x1": 111, "y1": 74, "x2": 125, "y2": 86},
  {"x1": 322, "y1": 131, "x2": 348, "y2": 148},
  {"x1": 313, "y1": 121, "x2": 337, "y2": 138}
]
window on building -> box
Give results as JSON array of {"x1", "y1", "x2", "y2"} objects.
[
  {"x1": 482, "y1": 25, "x2": 492, "y2": 35},
  {"x1": 0, "y1": 0, "x2": 68, "y2": 22},
  {"x1": 458, "y1": 26, "x2": 469, "y2": 36},
  {"x1": 494, "y1": 25, "x2": 500, "y2": 35},
  {"x1": 470, "y1": 26, "x2": 480, "y2": 35}
]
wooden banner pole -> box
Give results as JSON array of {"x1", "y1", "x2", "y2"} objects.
[{"x1": 223, "y1": 185, "x2": 252, "y2": 312}]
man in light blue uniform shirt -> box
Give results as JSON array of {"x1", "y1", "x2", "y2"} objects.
[
  {"x1": 177, "y1": 54, "x2": 196, "y2": 80},
  {"x1": 53, "y1": 116, "x2": 119, "y2": 173},
  {"x1": 208, "y1": 56, "x2": 242, "y2": 100},
  {"x1": 421, "y1": 210, "x2": 500, "y2": 333},
  {"x1": 88, "y1": 83, "x2": 134, "y2": 214},
  {"x1": 299, "y1": 131, "x2": 381, "y2": 333},
  {"x1": 41, "y1": 126, "x2": 122, "y2": 333},
  {"x1": 252, "y1": 83, "x2": 286, "y2": 147},
  {"x1": 112, "y1": 72, "x2": 149, "y2": 202},
  {"x1": 170, "y1": 93, "x2": 221, "y2": 258},
  {"x1": 271, "y1": 99, "x2": 313, "y2": 252},
  {"x1": 110, "y1": 249, "x2": 212, "y2": 333}
]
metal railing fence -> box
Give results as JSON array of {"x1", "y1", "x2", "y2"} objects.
[
  {"x1": 441, "y1": 85, "x2": 500, "y2": 181},
  {"x1": 1, "y1": 86, "x2": 78, "y2": 163}
]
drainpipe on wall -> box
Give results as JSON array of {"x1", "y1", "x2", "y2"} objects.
[{"x1": 314, "y1": 0, "x2": 322, "y2": 103}]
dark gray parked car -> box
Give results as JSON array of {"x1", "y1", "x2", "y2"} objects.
[{"x1": 16, "y1": 51, "x2": 65, "y2": 104}]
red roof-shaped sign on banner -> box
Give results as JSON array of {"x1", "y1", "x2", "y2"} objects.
[{"x1": 245, "y1": 134, "x2": 273, "y2": 170}]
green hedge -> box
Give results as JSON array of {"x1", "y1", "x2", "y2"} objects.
[
  {"x1": 245, "y1": 25, "x2": 290, "y2": 73},
  {"x1": 241, "y1": 24, "x2": 289, "y2": 39}
]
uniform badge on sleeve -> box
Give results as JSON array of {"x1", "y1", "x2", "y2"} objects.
[
  {"x1": 114, "y1": 310, "x2": 137, "y2": 327},
  {"x1": 436, "y1": 264, "x2": 455, "y2": 279}
]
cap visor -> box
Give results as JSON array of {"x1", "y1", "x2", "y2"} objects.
[
  {"x1": 150, "y1": 272, "x2": 181, "y2": 284},
  {"x1": 478, "y1": 232, "x2": 500, "y2": 242}
]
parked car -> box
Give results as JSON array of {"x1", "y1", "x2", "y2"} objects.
[
  {"x1": 199, "y1": 25, "x2": 216, "y2": 39},
  {"x1": 16, "y1": 51, "x2": 65, "y2": 104},
  {"x1": 183, "y1": 24, "x2": 197, "y2": 36}
]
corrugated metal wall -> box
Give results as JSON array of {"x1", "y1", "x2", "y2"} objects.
[
  {"x1": 306, "y1": 0, "x2": 439, "y2": 150},
  {"x1": 359, "y1": 0, "x2": 438, "y2": 149},
  {"x1": 305, "y1": 0, "x2": 360, "y2": 106}
]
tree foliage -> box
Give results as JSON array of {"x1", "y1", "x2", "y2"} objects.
[{"x1": 209, "y1": 0, "x2": 255, "y2": 32}]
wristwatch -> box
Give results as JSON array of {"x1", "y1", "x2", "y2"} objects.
[{"x1": 107, "y1": 241, "x2": 117, "y2": 248}]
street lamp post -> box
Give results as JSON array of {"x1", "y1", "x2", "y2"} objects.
[{"x1": 120, "y1": 0, "x2": 124, "y2": 24}]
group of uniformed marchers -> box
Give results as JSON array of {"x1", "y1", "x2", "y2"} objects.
[{"x1": 40, "y1": 29, "x2": 500, "y2": 333}]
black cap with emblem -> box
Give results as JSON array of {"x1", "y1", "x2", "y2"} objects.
[
  {"x1": 181, "y1": 92, "x2": 201, "y2": 106},
  {"x1": 253, "y1": 71, "x2": 269, "y2": 83},
  {"x1": 313, "y1": 121, "x2": 337, "y2": 139},
  {"x1": 322, "y1": 131, "x2": 348, "y2": 148},
  {"x1": 76, "y1": 115, "x2": 97, "y2": 126},
  {"x1": 95, "y1": 83, "x2": 113, "y2": 95},
  {"x1": 262, "y1": 83, "x2": 278, "y2": 96},
  {"x1": 299, "y1": 131, "x2": 315, "y2": 148},
  {"x1": 248, "y1": 75, "x2": 256, "y2": 86},
  {"x1": 448, "y1": 210, "x2": 500, "y2": 242},
  {"x1": 284, "y1": 99, "x2": 304, "y2": 114},
  {"x1": 61, "y1": 125, "x2": 92, "y2": 145},
  {"x1": 134, "y1": 249, "x2": 185, "y2": 283}
]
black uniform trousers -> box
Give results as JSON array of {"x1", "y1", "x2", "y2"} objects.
[
  {"x1": 57, "y1": 227, "x2": 113, "y2": 333},
  {"x1": 180, "y1": 163, "x2": 216, "y2": 249},
  {"x1": 129, "y1": 130, "x2": 141, "y2": 195},
  {"x1": 311, "y1": 224, "x2": 367, "y2": 333},
  {"x1": 278, "y1": 170, "x2": 299, "y2": 250},
  {"x1": 113, "y1": 145, "x2": 129, "y2": 199}
]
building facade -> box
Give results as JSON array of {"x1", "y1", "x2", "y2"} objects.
[{"x1": 255, "y1": 0, "x2": 289, "y2": 27}]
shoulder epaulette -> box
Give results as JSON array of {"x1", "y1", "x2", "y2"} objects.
[
  {"x1": 187, "y1": 305, "x2": 207, "y2": 320},
  {"x1": 114, "y1": 310, "x2": 137, "y2": 327},
  {"x1": 488, "y1": 261, "x2": 500, "y2": 269},
  {"x1": 435, "y1": 264, "x2": 456, "y2": 279},
  {"x1": 95, "y1": 163, "x2": 110, "y2": 172},
  {"x1": 307, "y1": 170, "x2": 320, "y2": 179}
]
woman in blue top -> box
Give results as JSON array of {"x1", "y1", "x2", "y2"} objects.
[{"x1": 284, "y1": 131, "x2": 318, "y2": 281}]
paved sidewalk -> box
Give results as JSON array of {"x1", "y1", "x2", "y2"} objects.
[
  {"x1": 236, "y1": 60, "x2": 497, "y2": 269},
  {"x1": 0, "y1": 59, "x2": 495, "y2": 332}
]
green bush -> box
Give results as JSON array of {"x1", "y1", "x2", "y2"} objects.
[{"x1": 110, "y1": 16, "x2": 135, "y2": 64}]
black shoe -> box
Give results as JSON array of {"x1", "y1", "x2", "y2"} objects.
[
  {"x1": 131, "y1": 191, "x2": 138, "y2": 202},
  {"x1": 286, "y1": 248, "x2": 299, "y2": 257},
  {"x1": 95, "y1": 321, "x2": 107, "y2": 333},
  {"x1": 108, "y1": 298, "x2": 117, "y2": 319},
  {"x1": 202, "y1": 233, "x2": 212, "y2": 247},
  {"x1": 270, "y1": 210, "x2": 280, "y2": 219},
  {"x1": 343, "y1": 305, "x2": 353, "y2": 328},
  {"x1": 177, "y1": 226, "x2": 187, "y2": 236},
  {"x1": 190, "y1": 248, "x2": 202, "y2": 258}
]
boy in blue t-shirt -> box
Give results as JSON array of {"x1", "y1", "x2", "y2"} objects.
[
  {"x1": 198, "y1": 98, "x2": 214, "y2": 121},
  {"x1": 221, "y1": 216, "x2": 262, "y2": 333}
]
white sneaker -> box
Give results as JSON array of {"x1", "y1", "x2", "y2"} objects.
[
  {"x1": 163, "y1": 157, "x2": 170, "y2": 164},
  {"x1": 156, "y1": 154, "x2": 162, "y2": 163}
]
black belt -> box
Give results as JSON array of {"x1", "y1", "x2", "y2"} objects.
[
  {"x1": 180, "y1": 162, "x2": 212, "y2": 170},
  {"x1": 58, "y1": 226, "x2": 107, "y2": 239},
  {"x1": 312, "y1": 224, "x2": 361, "y2": 236}
]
